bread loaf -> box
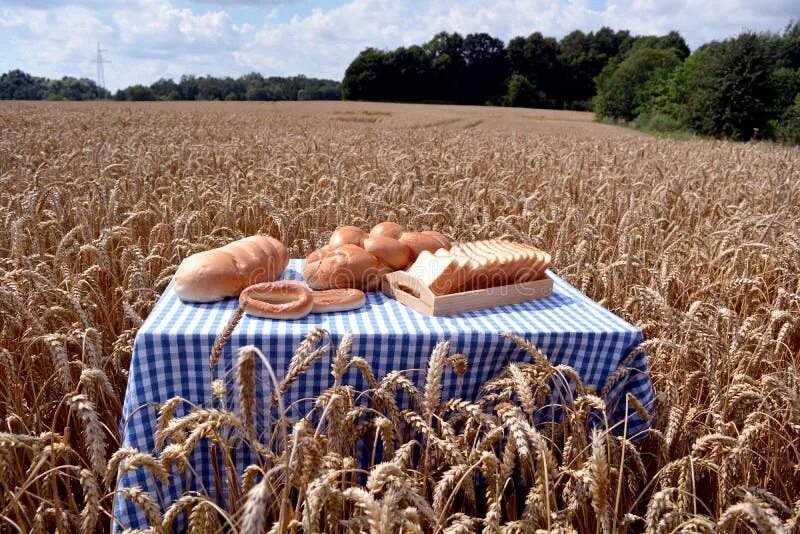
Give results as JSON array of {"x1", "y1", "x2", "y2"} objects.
[
  {"x1": 407, "y1": 239, "x2": 550, "y2": 294},
  {"x1": 174, "y1": 235, "x2": 289, "y2": 302},
  {"x1": 304, "y1": 243, "x2": 392, "y2": 291}
]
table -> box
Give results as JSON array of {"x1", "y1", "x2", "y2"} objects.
[{"x1": 113, "y1": 259, "x2": 653, "y2": 531}]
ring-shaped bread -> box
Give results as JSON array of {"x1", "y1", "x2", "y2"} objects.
[{"x1": 240, "y1": 280, "x2": 313, "y2": 320}]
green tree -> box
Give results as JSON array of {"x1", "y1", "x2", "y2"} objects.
[
  {"x1": 595, "y1": 47, "x2": 681, "y2": 120},
  {"x1": 150, "y1": 78, "x2": 178, "y2": 100},
  {"x1": 507, "y1": 32, "x2": 561, "y2": 107},
  {"x1": 506, "y1": 74, "x2": 545, "y2": 107},
  {"x1": 462, "y1": 33, "x2": 508, "y2": 104},
  {"x1": 125, "y1": 85, "x2": 156, "y2": 101},
  {"x1": 559, "y1": 27, "x2": 633, "y2": 108},
  {"x1": 342, "y1": 48, "x2": 391, "y2": 100},
  {"x1": 777, "y1": 93, "x2": 800, "y2": 143},
  {"x1": 424, "y1": 32, "x2": 465, "y2": 102},
  {"x1": 686, "y1": 33, "x2": 773, "y2": 139}
]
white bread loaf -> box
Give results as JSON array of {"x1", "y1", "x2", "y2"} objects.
[
  {"x1": 407, "y1": 239, "x2": 550, "y2": 294},
  {"x1": 174, "y1": 235, "x2": 289, "y2": 302}
]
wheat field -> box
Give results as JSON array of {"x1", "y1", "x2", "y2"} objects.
[{"x1": 0, "y1": 100, "x2": 798, "y2": 533}]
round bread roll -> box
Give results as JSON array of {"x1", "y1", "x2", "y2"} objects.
[
  {"x1": 304, "y1": 243, "x2": 392, "y2": 291},
  {"x1": 363, "y1": 235, "x2": 412, "y2": 270},
  {"x1": 307, "y1": 245, "x2": 333, "y2": 264},
  {"x1": 174, "y1": 235, "x2": 289, "y2": 302},
  {"x1": 240, "y1": 281, "x2": 313, "y2": 320},
  {"x1": 310, "y1": 288, "x2": 366, "y2": 313},
  {"x1": 369, "y1": 221, "x2": 404, "y2": 240},
  {"x1": 329, "y1": 226, "x2": 366, "y2": 248},
  {"x1": 398, "y1": 231, "x2": 451, "y2": 261}
]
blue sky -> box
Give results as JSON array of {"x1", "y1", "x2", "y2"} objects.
[{"x1": 0, "y1": 0, "x2": 797, "y2": 91}]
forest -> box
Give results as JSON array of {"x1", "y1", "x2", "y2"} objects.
[{"x1": 343, "y1": 24, "x2": 800, "y2": 141}]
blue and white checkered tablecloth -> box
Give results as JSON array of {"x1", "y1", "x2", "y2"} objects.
[{"x1": 113, "y1": 259, "x2": 653, "y2": 532}]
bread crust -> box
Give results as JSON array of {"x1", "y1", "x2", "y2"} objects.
[
  {"x1": 240, "y1": 281, "x2": 313, "y2": 320},
  {"x1": 174, "y1": 235, "x2": 288, "y2": 302}
]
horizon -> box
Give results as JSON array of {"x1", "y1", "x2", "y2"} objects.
[{"x1": 0, "y1": 0, "x2": 797, "y2": 92}]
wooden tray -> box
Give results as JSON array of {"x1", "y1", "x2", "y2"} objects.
[{"x1": 381, "y1": 270, "x2": 553, "y2": 317}]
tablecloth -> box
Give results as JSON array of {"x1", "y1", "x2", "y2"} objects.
[{"x1": 113, "y1": 259, "x2": 653, "y2": 531}]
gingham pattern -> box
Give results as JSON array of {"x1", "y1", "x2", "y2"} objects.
[{"x1": 113, "y1": 259, "x2": 653, "y2": 532}]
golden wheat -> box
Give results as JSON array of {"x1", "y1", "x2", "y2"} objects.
[{"x1": 0, "y1": 100, "x2": 798, "y2": 532}]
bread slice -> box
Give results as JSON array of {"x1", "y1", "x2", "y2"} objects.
[
  {"x1": 472, "y1": 240, "x2": 510, "y2": 288},
  {"x1": 447, "y1": 244, "x2": 478, "y2": 292},
  {"x1": 455, "y1": 242, "x2": 487, "y2": 290},
  {"x1": 514, "y1": 242, "x2": 550, "y2": 280},
  {"x1": 480, "y1": 240, "x2": 522, "y2": 286},
  {"x1": 495, "y1": 240, "x2": 535, "y2": 283},
  {"x1": 406, "y1": 250, "x2": 459, "y2": 295},
  {"x1": 494, "y1": 241, "x2": 532, "y2": 282}
]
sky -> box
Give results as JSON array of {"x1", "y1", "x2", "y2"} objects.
[{"x1": 0, "y1": 0, "x2": 797, "y2": 91}]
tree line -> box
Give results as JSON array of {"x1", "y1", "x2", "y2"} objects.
[
  {"x1": 342, "y1": 28, "x2": 682, "y2": 108},
  {"x1": 115, "y1": 73, "x2": 341, "y2": 101},
  {"x1": 0, "y1": 71, "x2": 341, "y2": 102},
  {"x1": 0, "y1": 70, "x2": 111, "y2": 101},
  {"x1": 342, "y1": 24, "x2": 800, "y2": 142}
]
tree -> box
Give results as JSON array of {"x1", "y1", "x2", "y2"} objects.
[
  {"x1": 461, "y1": 33, "x2": 507, "y2": 104},
  {"x1": 595, "y1": 47, "x2": 681, "y2": 120},
  {"x1": 686, "y1": 33, "x2": 774, "y2": 139},
  {"x1": 150, "y1": 78, "x2": 179, "y2": 100},
  {"x1": 631, "y1": 31, "x2": 690, "y2": 60},
  {"x1": 125, "y1": 85, "x2": 156, "y2": 101},
  {"x1": 559, "y1": 28, "x2": 632, "y2": 109},
  {"x1": 424, "y1": 32, "x2": 465, "y2": 102},
  {"x1": 506, "y1": 74, "x2": 545, "y2": 107},
  {"x1": 342, "y1": 48, "x2": 391, "y2": 100},
  {"x1": 0, "y1": 70, "x2": 44, "y2": 99},
  {"x1": 507, "y1": 32, "x2": 561, "y2": 107},
  {"x1": 777, "y1": 93, "x2": 800, "y2": 143}
]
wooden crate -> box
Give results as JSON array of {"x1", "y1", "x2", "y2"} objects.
[{"x1": 381, "y1": 270, "x2": 553, "y2": 317}]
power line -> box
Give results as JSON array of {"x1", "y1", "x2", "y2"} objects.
[{"x1": 90, "y1": 42, "x2": 110, "y2": 89}]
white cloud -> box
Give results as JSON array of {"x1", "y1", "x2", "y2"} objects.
[{"x1": 0, "y1": 0, "x2": 797, "y2": 90}]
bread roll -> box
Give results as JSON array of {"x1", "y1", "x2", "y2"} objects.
[
  {"x1": 329, "y1": 226, "x2": 366, "y2": 248},
  {"x1": 174, "y1": 235, "x2": 289, "y2": 302},
  {"x1": 304, "y1": 243, "x2": 392, "y2": 291},
  {"x1": 369, "y1": 221, "x2": 404, "y2": 240},
  {"x1": 363, "y1": 235, "x2": 412, "y2": 270},
  {"x1": 399, "y1": 231, "x2": 451, "y2": 261}
]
